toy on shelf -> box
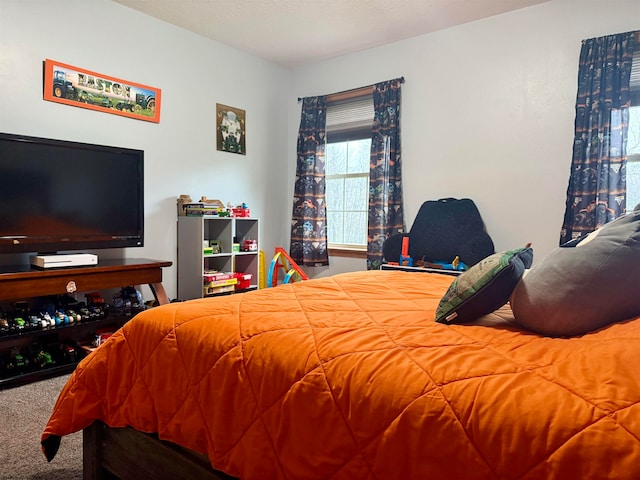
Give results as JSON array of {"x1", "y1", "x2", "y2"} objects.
[
  {"x1": 231, "y1": 202, "x2": 250, "y2": 218},
  {"x1": 399, "y1": 237, "x2": 413, "y2": 266},
  {"x1": 199, "y1": 196, "x2": 224, "y2": 207},
  {"x1": 267, "y1": 247, "x2": 308, "y2": 287},
  {"x1": 233, "y1": 272, "x2": 253, "y2": 291},
  {"x1": 203, "y1": 240, "x2": 221, "y2": 255},
  {"x1": 385, "y1": 236, "x2": 467, "y2": 271},
  {"x1": 176, "y1": 194, "x2": 192, "y2": 217},
  {"x1": 241, "y1": 239, "x2": 257, "y2": 252},
  {"x1": 202, "y1": 271, "x2": 237, "y2": 296},
  {"x1": 177, "y1": 194, "x2": 226, "y2": 216},
  {"x1": 424, "y1": 256, "x2": 468, "y2": 271}
]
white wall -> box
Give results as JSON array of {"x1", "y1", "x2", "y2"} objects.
[
  {"x1": 0, "y1": 0, "x2": 291, "y2": 299},
  {"x1": 290, "y1": 0, "x2": 640, "y2": 277},
  {"x1": 1, "y1": 0, "x2": 638, "y2": 294}
]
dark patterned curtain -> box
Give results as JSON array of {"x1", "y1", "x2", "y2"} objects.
[
  {"x1": 290, "y1": 96, "x2": 329, "y2": 266},
  {"x1": 560, "y1": 31, "x2": 637, "y2": 245},
  {"x1": 367, "y1": 78, "x2": 404, "y2": 269}
]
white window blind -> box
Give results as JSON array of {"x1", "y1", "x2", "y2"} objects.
[
  {"x1": 631, "y1": 45, "x2": 640, "y2": 91},
  {"x1": 326, "y1": 96, "x2": 374, "y2": 134}
]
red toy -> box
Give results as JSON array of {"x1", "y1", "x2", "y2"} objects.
[{"x1": 399, "y1": 237, "x2": 413, "y2": 266}]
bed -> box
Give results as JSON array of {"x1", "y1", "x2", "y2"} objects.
[{"x1": 40, "y1": 252, "x2": 640, "y2": 480}]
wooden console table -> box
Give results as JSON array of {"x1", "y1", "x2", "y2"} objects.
[
  {"x1": 0, "y1": 259, "x2": 172, "y2": 388},
  {"x1": 0, "y1": 258, "x2": 172, "y2": 304}
]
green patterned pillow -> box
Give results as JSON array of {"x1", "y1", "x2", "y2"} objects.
[{"x1": 435, "y1": 247, "x2": 533, "y2": 324}]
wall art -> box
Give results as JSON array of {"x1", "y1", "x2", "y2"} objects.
[
  {"x1": 43, "y1": 59, "x2": 161, "y2": 123},
  {"x1": 216, "y1": 103, "x2": 246, "y2": 154}
]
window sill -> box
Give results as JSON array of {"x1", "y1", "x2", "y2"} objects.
[{"x1": 328, "y1": 247, "x2": 367, "y2": 259}]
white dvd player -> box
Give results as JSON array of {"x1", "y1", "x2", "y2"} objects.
[{"x1": 30, "y1": 253, "x2": 98, "y2": 269}]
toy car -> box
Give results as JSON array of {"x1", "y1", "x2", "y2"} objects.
[
  {"x1": 41, "y1": 312, "x2": 55, "y2": 327},
  {"x1": 36, "y1": 350, "x2": 54, "y2": 368},
  {"x1": 0, "y1": 317, "x2": 9, "y2": 336},
  {"x1": 9, "y1": 347, "x2": 29, "y2": 373},
  {"x1": 28, "y1": 315, "x2": 43, "y2": 330},
  {"x1": 241, "y1": 240, "x2": 258, "y2": 252},
  {"x1": 12, "y1": 317, "x2": 26, "y2": 331}
]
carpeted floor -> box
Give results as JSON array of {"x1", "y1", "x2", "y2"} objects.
[{"x1": 0, "y1": 374, "x2": 82, "y2": 480}]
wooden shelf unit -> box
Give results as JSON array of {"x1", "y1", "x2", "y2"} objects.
[{"x1": 177, "y1": 216, "x2": 259, "y2": 300}]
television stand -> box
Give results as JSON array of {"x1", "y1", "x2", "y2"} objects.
[
  {"x1": 0, "y1": 258, "x2": 171, "y2": 303},
  {"x1": 0, "y1": 258, "x2": 172, "y2": 389}
]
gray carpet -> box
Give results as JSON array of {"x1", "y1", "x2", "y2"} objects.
[{"x1": 0, "y1": 374, "x2": 82, "y2": 480}]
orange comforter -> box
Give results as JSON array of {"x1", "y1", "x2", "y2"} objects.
[{"x1": 42, "y1": 271, "x2": 640, "y2": 479}]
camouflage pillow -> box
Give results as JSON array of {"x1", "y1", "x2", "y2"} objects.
[{"x1": 435, "y1": 247, "x2": 534, "y2": 324}]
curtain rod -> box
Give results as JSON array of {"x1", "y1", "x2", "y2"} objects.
[{"x1": 297, "y1": 76, "x2": 404, "y2": 102}]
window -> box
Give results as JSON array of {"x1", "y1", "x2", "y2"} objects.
[
  {"x1": 326, "y1": 139, "x2": 370, "y2": 248},
  {"x1": 628, "y1": 96, "x2": 640, "y2": 210},
  {"x1": 324, "y1": 92, "x2": 373, "y2": 253},
  {"x1": 627, "y1": 43, "x2": 640, "y2": 211}
]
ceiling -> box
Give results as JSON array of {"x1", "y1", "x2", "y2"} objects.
[{"x1": 113, "y1": 0, "x2": 548, "y2": 68}]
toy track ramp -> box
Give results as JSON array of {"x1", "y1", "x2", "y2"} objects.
[
  {"x1": 259, "y1": 250, "x2": 267, "y2": 289},
  {"x1": 267, "y1": 247, "x2": 309, "y2": 287}
]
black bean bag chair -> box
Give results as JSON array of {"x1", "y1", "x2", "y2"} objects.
[{"x1": 382, "y1": 198, "x2": 495, "y2": 267}]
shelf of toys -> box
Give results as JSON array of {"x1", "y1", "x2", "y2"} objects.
[
  {"x1": 0, "y1": 259, "x2": 171, "y2": 389},
  {"x1": 177, "y1": 195, "x2": 259, "y2": 300}
]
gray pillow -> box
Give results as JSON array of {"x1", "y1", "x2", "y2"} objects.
[{"x1": 510, "y1": 211, "x2": 640, "y2": 337}]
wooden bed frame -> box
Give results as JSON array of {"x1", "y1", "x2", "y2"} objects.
[{"x1": 83, "y1": 422, "x2": 237, "y2": 480}]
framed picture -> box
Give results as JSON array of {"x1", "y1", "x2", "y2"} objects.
[
  {"x1": 216, "y1": 104, "x2": 246, "y2": 154},
  {"x1": 43, "y1": 59, "x2": 161, "y2": 123}
]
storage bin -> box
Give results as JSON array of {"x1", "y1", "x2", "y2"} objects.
[{"x1": 234, "y1": 273, "x2": 252, "y2": 290}]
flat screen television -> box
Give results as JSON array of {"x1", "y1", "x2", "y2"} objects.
[{"x1": 0, "y1": 132, "x2": 144, "y2": 255}]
